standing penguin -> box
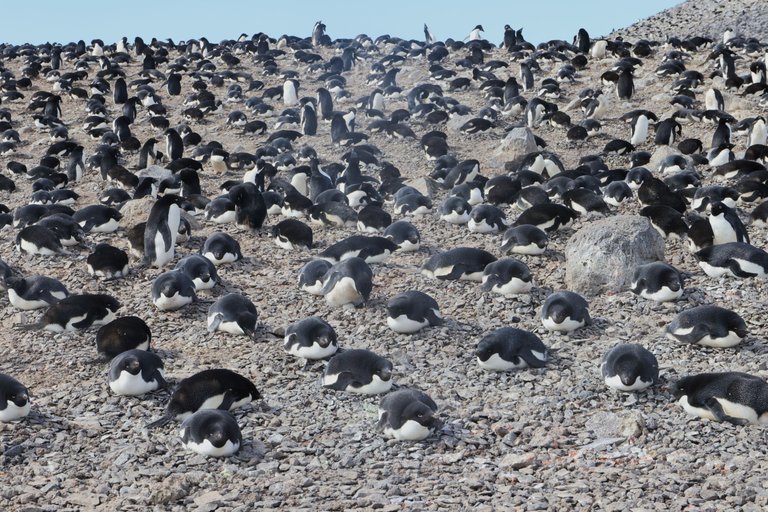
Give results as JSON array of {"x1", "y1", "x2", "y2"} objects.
[
  {"x1": 283, "y1": 79, "x2": 299, "y2": 106},
  {"x1": 616, "y1": 69, "x2": 635, "y2": 100},
  {"x1": 143, "y1": 195, "x2": 183, "y2": 268},
  {"x1": 708, "y1": 201, "x2": 749, "y2": 245},
  {"x1": 301, "y1": 103, "x2": 317, "y2": 136},
  {"x1": 165, "y1": 128, "x2": 184, "y2": 161},
  {"x1": 575, "y1": 28, "x2": 590, "y2": 53}
]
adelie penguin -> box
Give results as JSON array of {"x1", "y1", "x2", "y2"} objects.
[
  {"x1": 73, "y1": 205, "x2": 121, "y2": 233},
  {"x1": 322, "y1": 349, "x2": 393, "y2": 394},
  {"x1": 674, "y1": 372, "x2": 768, "y2": 425},
  {"x1": 467, "y1": 204, "x2": 507, "y2": 234},
  {"x1": 383, "y1": 220, "x2": 420, "y2": 252},
  {"x1": 708, "y1": 201, "x2": 749, "y2": 245},
  {"x1": 283, "y1": 316, "x2": 338, "y2": 360},
  {"x1": 180, "y1": 409, "x2": 242, "y2": 457},
  {"x1": 96, "y1": 316, "x2": 152, "y2": 359},
  {"x1": 421, "y1": 247, "x2": 496, "y2": 282},
  {"x1": 475, "y1": 327, "x2": 548, "y2": 371},
  {"x1": 695, "y1": 242, "x2": 768, "y2": 278},
  {"x1": 386, "y1": 290, "x2": 443, "y2": 334},
  {"x1": 19, "y1": 294, "x2": 120, "y2": 332},
  {"x1": 439, "y1": 196, "x2": 471, "y2": 225},
  {"x1": 15, "y1": 225, "x2": 67, "y2": 256},
  {"x1": 317, "y1": 235, "x2": 398, "y2": 264},
  {"x1": 540, "y1": 291, "x2": 590, "y2": 333},
  {"x1": 500, "y1": 225, "x2": 548, "y2": 255},
  {"x1": 87, "y1": 243, "x2": 129, "y2": 279},
  {"x1": 298, "y1": 259, "x2": 333, "y2": 295},
  {"x1": 378, "y1": 388, "x2": 441, "y2": 441},
  {"x1": 201, "y1": 232, "x2": 242, "y2": 265},
  {"x1": 148, "y1": 369, "x2": 260, "y2": 429},
  {"x1": 0, "y1": 373, "x2": 31, "y2": 421},
  {"x1": 143, "y1": 195, "x2": 183, "y2": 268},
  {"x1": 320, "y1": 257, "x2": 373, "y2": 307},
  {"x1": 5, "y1": 275, "x2": 69, "y2": 310},
  {"x1": 600, "y1": 344, "x2": 658, "y2": 392},
  {"x1": 666, "y1": 305, "x2": 747, "y2": 348},
  {"x1": 108, "y1": 349, "x2": 167, "y2": 396},
  {"x1": 207, "y1": 293, "x2": 259, "y2": 338},
  {"x1": 630, "y1": 262, "x2": 684, "y2": 302},
  {"x1": 481, "y1": 258, "x2": 533, "y2": 296},
  {"x1": 174, "y1": 254, "x2": 218, "y2": 290},
  {"x1": 271, "y1": 219, "x2": 313, "y2": 250},
  {"x1": 151, "y1": 271, "x2": 197, "y2": 311}
]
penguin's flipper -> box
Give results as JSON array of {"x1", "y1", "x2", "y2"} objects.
[
  {"x1": 704, "y1": 396, "x2": 750, "y2": 425},
  {"x1": 426, "y1": 309, "x2": 444, "y2": 327},
  {"x1": 376, "y1": 411, "x2": 389, "y2": 432},
  {"x1": 208, "y1": 314, "x2": 223, "y2": 333},
  {"x1": 146, "y1": 414, "x2": 173, "y2": 429},
  {"x1": 154, "y1": 371, "x2": 169, "y2": 390}
]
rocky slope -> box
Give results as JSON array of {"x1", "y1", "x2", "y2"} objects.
[{"x1": 0, "y1": 16, "x2": 768, "y2": 512}]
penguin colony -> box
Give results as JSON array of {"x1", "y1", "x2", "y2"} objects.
[{"x1": 1, "y1": 17, "x2": 768, "y2": 507}]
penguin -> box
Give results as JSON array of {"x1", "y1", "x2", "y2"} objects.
[
  {"x1": 174, "y1": 254, "x2": 218, "y2": 290},
  {"x1": 480, "y1": 258, "x2": 533, "y2": 296},
  {"x1": 165, "y1": 128, "x2": 184, "y2": 161},
  {"x1": 629, "y1": 112, "x2": 651, "y2": 146},
  {"x1": 271, "y1": 219, "x2": 313, "y2": 250},
  {"x1": 705, "y1": 88, "x2": 725, "y2": 111},
  {"x1": 151, "y1": 271, "x2": 197, "y2": 311},
  {"x1": 696, "y1": 239, "x2": 767, "y2": 276},
  {"x1": 666, "y1": 305, "x2": 747, "y2": 348},
  {"x1": 600, "y1": 344, "x2": 658, "y2": 392},
  {"x1": 654, "y1": 118, "x2": 681, "y2": 146},
  {"x1": 378, "y1": 388, "x2": 441, "y2": 441},
  {"x1": 322, "y1": 349, "x2": 393, "y2": 394},
  {"x1": 143, "y1": 195, "x2": 183, "y2": 268},
  {"x1": 207, "y1": 293, "x2": 258, "y2": 338},
  {"x1": 108, "y1": 349, "x2": 167, "y2": 396},
  {"x1": 5, "y1": 275, "x2": 69, "y2": 310},
  {"x1": 320, "y1": 257, "x2": 373, "y2": 307},
  {"x1": 630, "y1": 262, "x2": 684, "y2": 302},
  {"x1": 674, "y1": 372, "x2": 768, "y2": 425},
  {"x1": 383, "y1": 220, "x2": 421, "y2": 252},
  {"x1": 500, "y1": 225, "x2": 548, "y2": 255},
  {"x1": 0, "y1": 374, "x2": 31, "y2": 422},
  {"x1": 421, "y1": 247, "x2": 496, "y2": 282},
  {"x1": 513, "y1": 204, "x2": 577, "y2": 232},
  {"x1": 616, "y1": 69, "x2": 635, "y2": 100},
  {"x1": 180, "y1": 409, "x2": 242, "y2": 457},
  {"x1": 71, "y1": 205, "x2": 121, "y2": 233},
  {"x1": 640, "y1": 205, "x2": 688, "y2": 240},
  {"x1": 603, "y1": 181, "x2": 633, "y2": 206},
  {"x1": 317, "y1": 235, "x2": 398, "y2": 264},
  {"x1": 15, "y1": 225, "x2": 67, "y2": 256},
  {"x1": 201, "y1": 232, "x2": 242, "y2": 265},
  {"x1": 467, "y1": 25, "x2": 484, "y2": 42},
  {"x1": 356, "y1": 205, "x2": 391, "y2": 233},
  {"x1": 468, "y1": 204, "x2": 507, "y2": 233},
  {"x1": 298, "y1": 259, "x2": 333, "y2": 295},
  {"x1": 86, "y1": 243, "x2": 129, "y2": 279},
  {"x1": 166, "y1": 73, "x2": 182, "y2": 96},
  {"x1": 96, "y1": 316, "x2": 152, "y2": 359},
  {"x1": 475, "y1": 327, "x2": 548, "y2": 371},
  {"x1": 386, "y1": 290, "x2": 443, "y2": 334},
  {"x1": 308, "y1": 202, "x2": 358, "y2": 229},
  {"x1": 20, "y1": 294, "x2": 120, "y2": 332},
  {"x1": 439, "y1": 196, "x2": 471, "y2": 225},
  {"x1": 708, "y1": 201, "x2": 749, "y2": 245},
  {"x1": 540, "y1": 291, "x2": 590, "y2": 333},
  {"x1": 148, "y1": 369, "x2": 260, "y2": 428},
  {"x1": 283, "y1": 316, "x2": 338, "y2": 360},
  {"x1": 228, "y1": 182, "x2": 267, "y2": 230},
  {"x1": 283, "y1": 79, "x2": 299, "y2": 106},
  {"x1": 204, "y1": 196, "x2": 237, "y2": 224}
]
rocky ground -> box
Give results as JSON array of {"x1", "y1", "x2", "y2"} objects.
[
  {"x1": 610, "y1": 0, "x2": 768, "y2": 44},
  {"x1": 1, "y1": 13, "x2": 768, "y2": 512}
]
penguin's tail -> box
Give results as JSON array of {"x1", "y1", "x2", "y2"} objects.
[{"x1": 146, "y1": 414, "x2": 173, "y2": 430}]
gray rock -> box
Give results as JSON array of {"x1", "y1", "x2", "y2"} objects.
[
  {"x1": 490, "y1": 127, "x2": 537, "y2": 169},
  {"x1": 447, "y1": 114, "x2": 473, "y2": 133},
  {"x1": 585, "y1": 411, "x2": 644, "y2": 439},
  {"x1": 565, "y1": 215, "x2": 664, "y2": 296}
]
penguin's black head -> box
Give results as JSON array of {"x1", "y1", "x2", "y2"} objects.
[
  {"x1": 4, "y1": 382, "x2": 29, "y2": 407},
  {"x1": 547, "y1": 303, "x2": 570, "y2": 323},
  {"x1": 402, "y1": 401, "x2": 439, "y2": 428},
  {"x1": 121, "y1": 355, "x2": 142, "y2": 375},
  {"x1": 376, "y1": 362, "x2": 393, "y2": 382},
  {"x1": 709, "y1": 201, "x2": 728, "y2": 216},
  {"x1": 104, "y1": 296, "x2": 121, "y2": 311},
  {"x1": 475, "y1": 25, "x2": 484, "y2": 32},
  {"x1": 474, "y1": 338, "x2": 494, "y2": 362},
  {"x1": 161, "y1": 280, "x2": 180, "y2": 297},
  {"x1": 206, "y1": 426, "x2": 229, "y2": 447}
]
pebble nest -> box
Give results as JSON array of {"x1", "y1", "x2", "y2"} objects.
[{"x1": 1, "y1": 23, "x2": 768, "y2": 512}]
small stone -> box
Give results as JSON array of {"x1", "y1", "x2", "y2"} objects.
[{"x1": 499, "y1": 452, "x2": 535, "y2": 469}]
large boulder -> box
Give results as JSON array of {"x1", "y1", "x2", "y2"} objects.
[
  {"x1": 565, "y1": 216, "x2": 664, "y2": 296},
  {"x1": 490, "y1": 127, "x2": 538, "y2": 169}
]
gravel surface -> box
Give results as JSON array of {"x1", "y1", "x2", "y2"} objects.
[{"x1": 1, "y1": 19, "x2": 768, "y2": 512}]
